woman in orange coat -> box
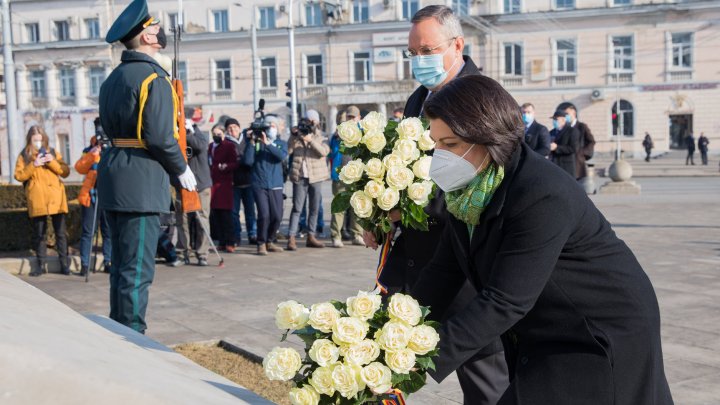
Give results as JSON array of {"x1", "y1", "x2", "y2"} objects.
[{"x1": 14, "y1": 125, "x2": 71, "y2": 276}]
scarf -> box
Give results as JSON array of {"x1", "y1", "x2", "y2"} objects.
[{"x1": 445, "y1": 163, "x2": 505, "y2": 228}]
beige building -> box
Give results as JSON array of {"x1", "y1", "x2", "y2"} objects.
[{"x1": 1, "y1": 0, "x2": 718, "y2": 182}]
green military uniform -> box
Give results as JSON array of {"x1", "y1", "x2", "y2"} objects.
[{"x1": 98, "y1": 0, "x2": 186, "y2": 334}]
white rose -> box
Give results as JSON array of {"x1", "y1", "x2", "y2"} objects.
[
  {"x1": 275, "y1": 300, "x2": 310, "y2": 330},
  {"x1": 396, "y1": 117, "x2": 424, "y2": 141},
  {"x1": 364, "y1": 158, "x2": 386, "y2": 180},
  {"x1": 362, "y1": 129, "x2": 387, "y2": 154},
  {"x1": 349, "y1": 191, "x2": 374, "y2": 219},
  {"x1": 364, "y1": 180, "x2": 385, "y2": 199},
  {"x1": 263, "y1": 347, "x2": 303, "y2": 381},
  {"x1": 343, "y1": 339, "x2": 381, "y2": 366},
  {"x1": 332, "y1": 317, "x2": 370, "y2": 346},
  {"x1": 360, "y1": 362, "x2": 393, "y2": 394},
  {"x1": 331, "y1": 363, "x2": 366, "y2": 399},
  {"x1": 394, "y1": 139, "x2": 420, "y2": 163},
  {"x1": 412, "y1": 156, "x2": 432, "y2": 181},
  {"x1": 407, "y1": 182, "x2": 433, "y2": 206},
  {"x1": 309, "y1": 364, "x2": 338, "y2": 396},
  {"x1": 388, "y1": 293, "x2": 422, "y2": 326},
  {"x1": 361, "y1": 111, "x2": 387, "y2": 132},
  {"x1": 376, "y1": 319, "x2": 412, "y2": 351},
  {"x1": 309, "y1": 339, "x2": 340, "y2": 367},
  {"x1": 337, "y1": 120, "x2": 362, "y2": 147},
  {"x1": 382, "y1": 153, "x2": 405, "y2": 170},
  {"x1": 385, "y1": 166, "x2": 415, "y2": 191},
  {"x1": 376, "y1": 187, "x2": 400, "y2": 211},
  {"x1": 289, "y1": 385, "x2": 321, "y2": 405},
  {"x1": 408, "y1": 325, "x2": 441, "y2": 355},
  {"x1": 308, "y1": 302, "x2": 341, "y2": 333},
  {"x1": 339, "y1": 159, "x2": 364, "y2": 184},
  {"x1": 385, "y1": 348, "x2": 417, "y2": 375},
  {"x1": 418, "y1": 130, "x2": 436, "y2": 151},
  {"x1": 346, "y1": 290, "x2": 382, "y2": 321}
]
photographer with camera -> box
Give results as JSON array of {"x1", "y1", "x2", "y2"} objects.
[
  {"x1": 286, "y1": 110, "x2": 330, "y2": 251},
  {"x1": 225, "y1": 118, "x2": 257, "y2": 247},
  {"x1": 241, "y1": 115, "x2": 288, "y2": 256},
  {"x1": 74, "y1": 119, "x2": 112, "y2": 276}
]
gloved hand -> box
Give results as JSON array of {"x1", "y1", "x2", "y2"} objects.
[{"x1": 178, "y1": 165, "x2": 197, "y2": 191}]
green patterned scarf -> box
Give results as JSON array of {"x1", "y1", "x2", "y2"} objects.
[{"x1": 445, "y1": 163, "x2": 505, "y2": 228}]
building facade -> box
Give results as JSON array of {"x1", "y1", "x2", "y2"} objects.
[{"x1": 1, "y1": 0, "x2": 718, "y2": 182}]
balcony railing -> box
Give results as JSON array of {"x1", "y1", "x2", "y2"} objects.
[
  {"x1": 298, "y1": 80, "x2": 418, "y2": 105},
  {"x1": 212, "y1": 90, "x2": 232, "y2": 101},
  {"x1": 608, "y1": 72, "x2": 633, "y2": 84},
  {"x1": 260, "y1": 88, "x2": 277, "y2": 98},
  {"x1": 501, "y1": 77, "x2": 523, "y2": 87},
  {"x1": 552, "y1": 75, "x2": 576, "y2": 86},
  {"x1": 669, "y1": 71, "x2": 692, "y2": 81}
]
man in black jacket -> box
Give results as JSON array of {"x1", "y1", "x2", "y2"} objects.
[
  {"x1": 174, "y1": 118, "x2": 212, "y2": 266},
  {"x1": 225, "y1": 118, "x2": 257, "y2": 245},
  {"x1": 550, "y1": 110, "x2": 580, "y2": 178},
  {"x1": 376, "y1": 5, "x2": 508, "y2": 404},
  {"x1": 520, "y1": 103, "x2": 550, "y2": 157},
  {"x1": 563, "y1": 104, "x2": 595, "y2": 179}
]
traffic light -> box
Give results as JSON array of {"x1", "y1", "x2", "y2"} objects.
[{"x1": 285, "y1": 80, "x2": 292, "y2": 98}]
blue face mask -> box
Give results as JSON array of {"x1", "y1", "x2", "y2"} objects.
[
  {"x1": 552, "y1": 120, "x2": 560, "y2": 130},
  {"x1": 522, "y1": 113, "x2": 534, "y2": 126},
  {"x1": 267, "y1": 126, "x2": 278, "y2": 141},
  {"x1": 565, "y1": 114, "x2": 573, "y2": 124},
  {"x1": 411, "y1": 45, "x2": 459, "y2": 89}
]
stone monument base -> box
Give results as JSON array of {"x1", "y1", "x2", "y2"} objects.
[{"x1": 598, "y1": 180, "x2": 642, "y2": 195}]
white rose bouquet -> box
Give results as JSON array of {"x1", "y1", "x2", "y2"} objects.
[
  {"x1": 264, "y1": 292, "x2": 441, "y2": 405},
  {"x1": 332, "y1": 113, "x2": 436, "y2": 244}
]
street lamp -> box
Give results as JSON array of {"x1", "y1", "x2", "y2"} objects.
[
  {"x1": 287, "y1": 0, "x2": 298, "y2": 127},
  {"x1": 2, "y1": 0, "x2": 20, "y2": 184}
]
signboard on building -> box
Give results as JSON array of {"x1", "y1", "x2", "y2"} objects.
[
  {"x1": 530, "y1": 59, "x2": 547, "y2": 81},
  {"x1": 373, "y1": 48, "x2": 396, "y2": 63},
  {"x1": 641, "y1": 83, "x2": 718, "y2": 92},
  {"x1": 372, "y1": 32, "x2": 409, "y2": 47}
]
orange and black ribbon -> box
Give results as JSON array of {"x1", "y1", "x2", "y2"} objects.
[
  {"x1": 381, "y1": 389, "x2": 406, "y2": 405},
  {"x1": 375, "y1": 232, "x2": 394, "y2": 294}
]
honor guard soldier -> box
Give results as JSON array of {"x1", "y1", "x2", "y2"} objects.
[{"x1": 98, "y1": 0, "x2": 197, "y2": 334}]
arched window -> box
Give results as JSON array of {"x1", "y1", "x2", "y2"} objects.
[{"x1": 612, "y1": 100, "x2": 634, "y2": 137}]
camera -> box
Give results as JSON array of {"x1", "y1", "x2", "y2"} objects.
[
  {"x1": 296, "y1": 118, "x2": 314, "y2": 136},
  {"x1": 249, "y1": 99, "x2": 270, "y2": 134}
]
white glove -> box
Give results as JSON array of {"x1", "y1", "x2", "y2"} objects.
[{"x1": 178, "y1": 165, "x2": 197, "y2": 191}]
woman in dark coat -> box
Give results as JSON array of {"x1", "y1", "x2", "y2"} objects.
[
  {"x1": 413, "y1": 75, "x2": 673, "y2": 404},
  {"x1": 208, "y1": 124, "x2": 238, "y2": 252}
]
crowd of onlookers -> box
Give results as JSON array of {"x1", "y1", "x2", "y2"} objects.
[{"x1": 13, "y1": 102, "x2": 714, "y2": 275}]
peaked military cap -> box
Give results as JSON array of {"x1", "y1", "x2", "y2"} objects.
[{"x1": 106, "y1": 0, "x2": 159, "y2": 44}]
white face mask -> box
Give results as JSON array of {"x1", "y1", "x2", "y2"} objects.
[
  {"x1": 267, "y1": 126, "x2": 278, "y2": 141},
  {"x1": 430, "y1": 144, "x2": 489, "y2": 192},
  {"x1": 32, "y1": 141, "x2": 43, "y2": 150}
]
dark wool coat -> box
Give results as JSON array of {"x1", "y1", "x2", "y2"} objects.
[
  {"x1": 208, "y1": 140, "x2": 238, "y2": 210},
  {"x1": 524, "y1": 120, "x2": 551, "y2": 158},
  {"x1": 413, "y1": 143, "x2": 673, "y2": 405},
  {"x1": 551, "y1": 124, "x2": 580, "y2": 179}
]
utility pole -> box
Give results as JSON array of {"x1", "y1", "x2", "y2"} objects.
[
  {"x1": 251, "y1": 19, "x2": 259, "y2": 109},
  {"x1": 287, "y1": 0, "x2": 298, "y2": 127},
  {"x1": 2, "y1": 0, "x2": 19, "y2": 184}
]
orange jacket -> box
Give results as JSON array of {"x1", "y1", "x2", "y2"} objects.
[
  {"x1": 75, "y1": 150, "x2": 101, "y2": 207},
  {"x1": 14, "y1": 149, "x2": 70, "y2": 218}
]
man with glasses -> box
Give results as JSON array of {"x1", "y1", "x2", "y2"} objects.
[{"x1": 374, "y1": 5, "x2": 509, "y2": 404}]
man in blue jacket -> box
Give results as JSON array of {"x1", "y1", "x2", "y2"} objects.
[{"x1": 241, "y1": 115, "x2": 288, "y2": 256}]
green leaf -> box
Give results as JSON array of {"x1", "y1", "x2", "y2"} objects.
[
  {"x1": 391, "y1": 372, "x2": 411, "y2": 385},
  {"x1": 396, "y1": 371, "x2": 426, "y2": 394},
  {"x1": 331, "y1": 191, "x2": 352, "y2": 214},
  {"x1": 280, "y1": 330, "x2": 289, "y2": 342},
  {"x1": 423, "y1": 320, "x2": 441, "y2": 330},
  {"x1": 330, "y1": 300, "x2": 346, "y2": 312},
  {"x1": 420, "y1": 306, "x2": 431, "y2": 319},
  {"x1": 352, "y1": 389, "x2": 370, "y2": 405},
  {"x1": 415, "y1": 356, "x2": 436, "y2": 371}
]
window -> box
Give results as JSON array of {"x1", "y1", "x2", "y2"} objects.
[
  {"x1": 671, "y1": 33, "x2": 692, "y2": 69},
  {"x1": 307, "y1": 55, "x2": 323, "y2": 85},
  {"x1": 612, "y1": 100, "x2": 634, "y2": 137},
  {"x1": 85, "y1": 18, "x2": 100, "y2": 39},
  {"x1": 402, "y1": 0, "x2": 419, "y2": 20},
  {"x1": 259, "y1": 7, "x2": 276, "y2": 29},
  {"x1": 353, "y1": 52, "x2": 371, "y2": 82},
  {"x1": 89, "y1": 67, "x2": 105, "y2": 97},
  {"x1": 26, "y1": 23, "x2": 40, "y2": 43},
  {"x1": 504, "y1": 43, "x2": 522, "y2": 76},
  {"x1": 59, "y1": 68, "x2": 75, "y2": 98},
  {"x1": 30, "y1": 71, "x2": 46, "y2": 98},
  {"x1": 612, "y1": 36, "x2": 633, "y2": 71},
  {"x1": 213, "y1": 10, "x2": 229, "y2": 32},
  {"x1": 504, "y1": 0, "x2": 520, "y2": 13},
  {"x1": 58, "y1": 134, "x2": 71, "y2": 163},
  {"x1": 452, "y1": 0, "x2": 469, "y2": 16},
  {"x1": 54, "y1": 20, "x2": 70, "y2": 41},
  {"x1": 613, "y1": 0, "x2": 631, "y2": 5},
  {"x1": 168, "y1": 12, "x2": 182, "y2": 30},
  {"x1": 554, "y1": 0, "x2": 574, "y2": 9},
  {"x1": 402, "y1": 53, "x2": 413, "y2": 80},
  {"x1": 306, "y1": 3, "x2": 323, "y2": 26},
  {"x1": 353, "y1": 0, "x2": 369, "y2": 23},
  {"x1": 555, "y1": 39, "x2": 576, "y2": 73},
  {"x1": 261, "y1": 57, "x2": 277, "y2": 88},
  {"x1": 215, "y1": 60, "x2": 231, "y2": 90}
]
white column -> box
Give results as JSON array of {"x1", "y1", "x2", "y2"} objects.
[
  {"x1": 45, "y1": 64, "x2": 59, "y2": 109},
  {"x1": 328, "y1": 105, "x2": 338, "y2": 135},
  {"x1": 377, "y1": 103, "x2": 387, "y2": 118},
  {"x1": 15, "y1": 65, "x2": 28, "y2": 111},
  {"x1": 75, "y1": 64, "x2": 88, "y2": 108}
]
